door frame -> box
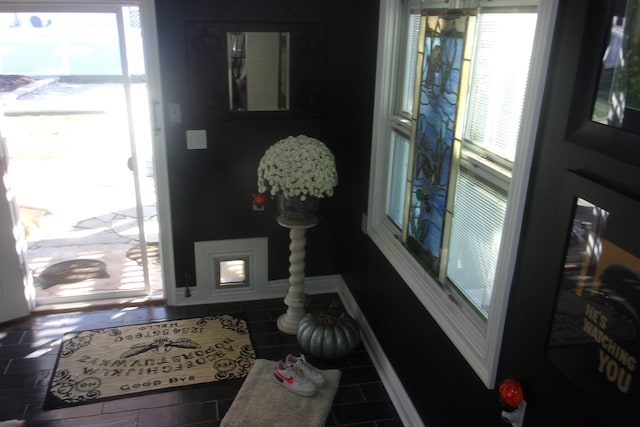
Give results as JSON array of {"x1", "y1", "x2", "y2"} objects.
[{"x1": 0, "y1": 0, "x2": 176, "y2": 315}]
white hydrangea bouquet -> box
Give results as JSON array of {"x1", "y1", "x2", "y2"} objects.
[{"x1": 257, "y1": 135, "x2": 338, "y2": 201}]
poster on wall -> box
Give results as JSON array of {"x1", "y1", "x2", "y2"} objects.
[{"x1": 547, "y1": 172, "x2": 640, "y2": 426}]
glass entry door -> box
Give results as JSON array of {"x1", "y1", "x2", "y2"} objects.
[{"x1": 0, "y1": 4, "x2": 163, "y2": 307}]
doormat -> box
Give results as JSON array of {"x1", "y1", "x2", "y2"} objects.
[
  {"x1": 43, "y1": 314, "x2": 256, "y2": 410},
  {"x1": 36, "y1": 259, "x2": 109, "y2": 289}
]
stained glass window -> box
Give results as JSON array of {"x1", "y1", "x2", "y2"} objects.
[{"x1": 406, "y1": 11, "x2": 474, "y2": 277}]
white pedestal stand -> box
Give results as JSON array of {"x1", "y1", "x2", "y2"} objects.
[{"x1": 276, "y1": 215, "x2": 318, "y2": 335}]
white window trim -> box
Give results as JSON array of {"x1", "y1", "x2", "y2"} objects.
[{"x1": 367, "y1": 0, "x2": 558, "y2": 388}]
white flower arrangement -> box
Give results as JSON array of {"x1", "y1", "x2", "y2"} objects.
[{"x1": 257, "y1": 135, "x2": 338, "y2": 200}]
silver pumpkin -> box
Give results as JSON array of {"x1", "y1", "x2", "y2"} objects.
[{"x1": 296, "y1": 312, "x2": 360, "y2": 359}]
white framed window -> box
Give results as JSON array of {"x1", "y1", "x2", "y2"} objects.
[{"x1": 367, "y1": 0, "x2": 558, "y2": 387}]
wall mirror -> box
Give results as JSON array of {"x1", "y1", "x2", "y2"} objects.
[
  {"x1": 592, "y1": 0, "x2": 640, "y2": 133},
  {"x1": 228, "y1": 32, "x2": 289, "y2": 112},
  {"x1": 187, "y1": 22, "x2": 325, "y2": 120}
]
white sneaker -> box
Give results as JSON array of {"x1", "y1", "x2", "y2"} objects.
[
  {"x1": 286, "y1": 354, "x2": 327, "y2": 388},
  {"x1": 273, "y1": 360, "x2": 318, "y2": 397}
]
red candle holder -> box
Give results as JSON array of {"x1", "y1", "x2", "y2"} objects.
[
  {"x1": 252, "y1": 193, "x2": 266, "y2": 211},
  {"x1": 499, "y1": 378, "x2": 524, "y2": 410}
]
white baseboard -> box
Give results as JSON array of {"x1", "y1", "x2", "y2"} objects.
[
  {"x1": 173, "y1": 274, "x2": 341, "y2": 305},
  {"x1": 338, "y1": 278, "x2": 425, "y2": 427}
]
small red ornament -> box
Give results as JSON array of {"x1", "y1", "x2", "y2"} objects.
[
  {"x1": 252, "y1": 193, "x2": 267, "y2": 206},
  {"x1": 499, "y1": 378, "x2": 524, "y2": 408}
]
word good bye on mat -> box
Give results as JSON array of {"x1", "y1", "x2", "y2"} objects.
[{"x1": 44, "y1": 314, "x2": 256, "y2": 410}]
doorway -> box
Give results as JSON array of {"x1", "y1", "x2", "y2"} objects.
[{"x1": 0, "y1": 3, "x2": 170, "y2": 309}]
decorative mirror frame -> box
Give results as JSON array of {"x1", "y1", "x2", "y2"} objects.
[
  {"x1": 566, "y1": 0, "x2": 640, "y2": 167},
  {"x1": 186, "y1": 22, "x2": 326, "y2": 120}
]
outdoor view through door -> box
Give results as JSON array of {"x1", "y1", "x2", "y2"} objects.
[{"x1": 0, "y1": 6, "x2": 163, "y2": 307}]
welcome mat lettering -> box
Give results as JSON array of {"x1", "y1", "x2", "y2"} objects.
[{"x1": 44, "y1": 314, "x2": 256, "y2": 410}]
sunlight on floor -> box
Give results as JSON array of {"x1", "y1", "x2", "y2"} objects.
[
  {"x1": 25, "y1": 348, "x2": 54, "y2": 359},
  {"x1": 28, "y1": 321, "x2": 85, "y2": 358},
  {"x1": 56, "y1": 281, "x2": 97, "y2": 297},
  {"x1": 110, "y1": 306, "x2": 139, "y2": 320}
]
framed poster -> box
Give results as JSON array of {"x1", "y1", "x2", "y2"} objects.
[
  {"x1": 547, "y1": 171, "x2": 640, "y2": 426},
  {"x1": 566, "y1": 0, "x2": 640, "y2": 167}
]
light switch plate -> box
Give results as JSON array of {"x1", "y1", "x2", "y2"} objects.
[{"x1": 186, "y1": 130, "x2": 207, "y2": 150}]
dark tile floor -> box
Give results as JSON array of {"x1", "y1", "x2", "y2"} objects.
[{"x1": 0, "y1": 293, "x2": 403, "y2": 426}]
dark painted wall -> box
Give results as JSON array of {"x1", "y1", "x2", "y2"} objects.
[
  {"x1": 497, "y1": 1, "x2": 640, "y2": 425},
  {"x1": 156, "y1": 0, "x2": 639, "y2": 425},
  {"x1": 155, "y1": 0, "x2": 366, "y2": 285},
  {"x1": 345, "y1": 1, "x2": 640, "y2": 426}
]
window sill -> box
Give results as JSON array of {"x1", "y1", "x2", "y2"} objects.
[{"x1": 366, "y1": 216, "x2": 494, "y2": 386}]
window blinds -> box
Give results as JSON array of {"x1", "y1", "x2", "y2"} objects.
[
  {"x1": 387, "y1": 132, "x2": 410, "y2": 228},
  {"x1": 445, "y1": 11, "x2": 537, "y2": 316},
  {"x1": 402, "y1": 14, "x2": 421, "y2": 115},
  {"x1": 464, "y1": 12, "x2": 537, "y2": 162},
  {"x1": 446, "y1": 171, "x2": 507, "y2": 316}
]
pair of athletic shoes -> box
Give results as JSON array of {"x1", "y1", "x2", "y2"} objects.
[{"x1": 273, "y1": 354, "x2": 327, "y2": 397}]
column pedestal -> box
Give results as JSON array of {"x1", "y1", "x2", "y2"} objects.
[{"x1": 276, "y1": 215, "x2": 317, "y2": 335}]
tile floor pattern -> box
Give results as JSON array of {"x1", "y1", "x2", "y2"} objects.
[{"x1": 0, "y1": 294, "x2": 403, "y2": 426}]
